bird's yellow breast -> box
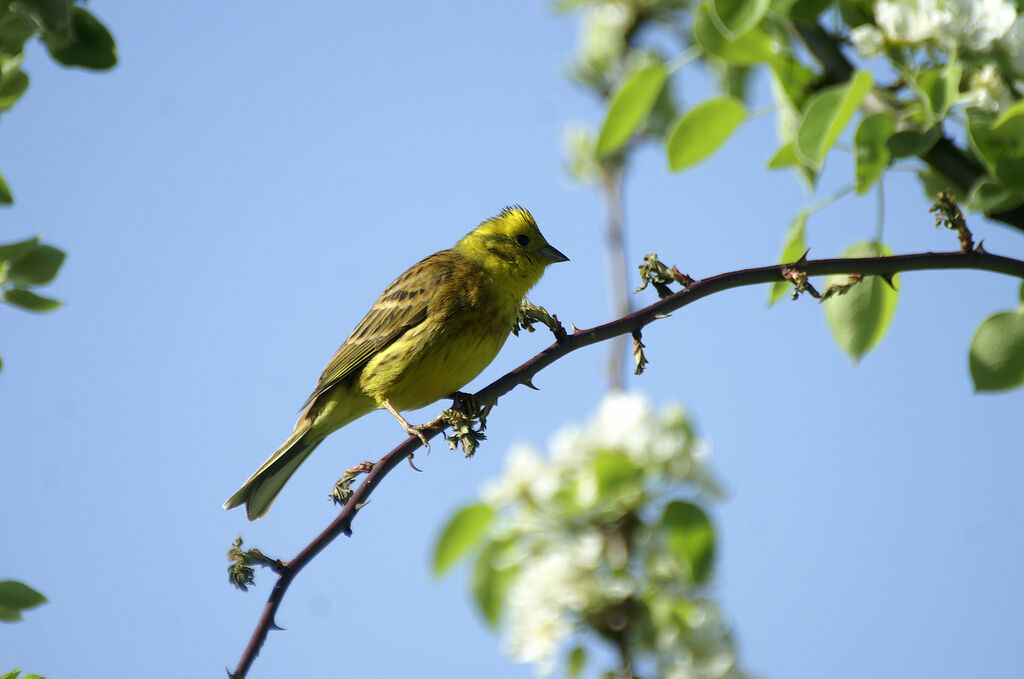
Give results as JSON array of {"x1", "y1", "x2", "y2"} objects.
[{"x1": 357, "y1": 263, "x2": 520, "y2": 411}]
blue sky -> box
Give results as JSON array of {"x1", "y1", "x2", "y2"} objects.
[{"x1": 3, "y1": 2, "x2": 1023, "y2": 678}]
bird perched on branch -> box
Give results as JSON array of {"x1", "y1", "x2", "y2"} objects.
[{"x1": 224, "y1": 206, "x2": 568, "y2": 519}]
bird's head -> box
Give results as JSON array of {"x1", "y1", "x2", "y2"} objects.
[{"x1": 456, "y1": 206, "x2": 568, "y2": 293}]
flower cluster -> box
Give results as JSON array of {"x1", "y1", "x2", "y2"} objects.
[
  {"x1": 852, "y1": 0, "x2": 1017, "y2": 52},
  {"x1": 446, "y1": 392, "x2": 746, "y2": 678},
  {"x1": 849, "y1": 0, "x2": 1024, "y2": 117}
]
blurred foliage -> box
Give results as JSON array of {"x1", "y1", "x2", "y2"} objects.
[
  {"x1": 559, "y1": 0, "x2": 1024, "y2": 392},
  {"x1": 436, "y1": 394, "x2": 749, "y2": 679},
  {"x1": 0, "y1": 0, "x2": 116, "y2": 370}
]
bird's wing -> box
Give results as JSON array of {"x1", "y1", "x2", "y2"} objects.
[{"x1": 301, "y1": 253, "x2": 451, "y2": 409}]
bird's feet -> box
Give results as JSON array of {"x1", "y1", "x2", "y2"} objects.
[
  {"x1": 401, "y1": 421, "x2": 432, "y2": 451},
  {"x1": 382, "y1": 399, "x2": 432, "y2": 451}
]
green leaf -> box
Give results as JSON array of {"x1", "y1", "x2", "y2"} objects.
[
  {"x1": 666, "y1": 96, "x2": 745, "y2": 171},
  {"x1": 968, "y1": 110, "x2": 1024, "y2": 189},
  {"x1": 43, "y1": 7, "x2": 116, "y2": 70},
  {"x1": 662, "y1": 501, "x2": 715, "y2": 584},
  {"x1": 0, "y1": 171, "x2": 13, "y2": 204},
  {"x1": 711, "y1": 0, "x2": 770, "y2": 38},
  {"x1": 0, "y1": 580, "x2": 47, "y2": 622},
  {"x1": 917, "y1": 166, "x2": 961, "y2": 201},
  {"x1": 770, "y1": 55, "x2": 818, "y2": 110},
  {"x1": 823, "y1": 242, "x2": 899, "y2": 362},
  {"x1": 991, "y1": 100, "x2": 1024, "y2": 138},
  {"x1": 772, "y1": 0, "x2": 836, "y2": 21},
  {"x1": 646, "y1": 76, "x2": 678, "y2": 139},
  {"x1": 913, "y1": 62, "x2": 962, "y2": 120},
  {"x1": 568, "y1": 646, "x2": 587, "y2": 678},
  {"x1": 838, "y1": 0, "x2": 874, "y2": 26},
  {"x1": 717, "y1": 63, "x2": 752, "y2": 102},
  {"x1": 19, "y1": 0, "x2": 71, "y2": 29},
  {"x1": 3, "y1": 288, "x2": 61, "y2": 312},
  {"x1": 595, "y1": 64, "x2": 668, "y2": 157},
  {"x1": 0, "y1": 68, "x2": 29, "y2": 111},
  {"x1": 966, "y1": 179, "x2": 1024, "y2": 213},
  {"x1": 0, "y1": 237, "x2": 39, "y2": 263},
  {"x1": 432, "y1": 504, "x2": 494, "y2": 576},
  {"x1": 887, "y1": 126, "x2": 941, "y2": 158},
  {"x1": 471, "y1": 540, "x2": 515, "y2": 627},
  {"x1": 0, "y1": 581, "x2": 47, "y2": 609},
  {"x1": 693, "y1": 3, "x2": 777, "y2": 65},
  {"x1": 0, "y1": 12, "x2": 40, "y2": 55},
  {"x1": 8, "y1": 244, "x2": 64, "y2": 285},
  {"x1": 767, "y1": 142, "x2": 799, "y2": 169},
  {"x1": 795, "y1": 70, "x2": 873, "y2": 170},
  {"x1": 768, "y1": 212, "x2": 807, "y2": 305},
  {"x1": 969, "y1": 309, "x2": 1024, "y2": 391},
  {"x1": 855, "y1": 112, "x2": 894, "y2": 194},
  {"x1": 593, "y1": 451, "x2": 642, "y2": 497}
]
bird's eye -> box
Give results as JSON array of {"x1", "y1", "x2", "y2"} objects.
[{"x1": 515, "y1": 234, "x2": 530, "y2": 246}]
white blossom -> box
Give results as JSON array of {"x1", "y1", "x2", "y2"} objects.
[
  {"x1": 483, "y1": 392, "x2": 727, "y2": 677},
  {"x1": 873, "y1": 0, "x2": 1016, "y2": 50},
  {"x1": 963, "y1": 63, "x2": 1009, "y2": 110},
  {"x1": 481, "y1": 444, "x2": 558, "y2": 506},
  {"x1": 875, "y1": 0, "x2": 951, "y2": 44},
  {"x1": 588, "y1": 390, "x2": 658, "y2": 464},
  {"x1": 503, "y1": 532, "x2": 603, "y2": 675},
  {"x1": 944, "y1": 0, "x2": 1016, "y2": 50},
  {"x1": 851, "y1": 24, "x2": 885, "y2": 56}
]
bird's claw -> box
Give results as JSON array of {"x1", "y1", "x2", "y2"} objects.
[
  {"x1": 403, "y1": 422, "x2": 431, "y2": 451},
  {"x1": 406, "y1": 453, "x2": 423, "y2": 472}
]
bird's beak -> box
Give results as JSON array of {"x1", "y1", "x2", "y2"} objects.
[{"x1": 539, "y1": 244, "x2": 569, "y2": 263}]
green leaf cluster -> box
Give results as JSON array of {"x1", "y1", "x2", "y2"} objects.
[{"x1": 1, "y1": 236, "x2": 64, "y2": 317}]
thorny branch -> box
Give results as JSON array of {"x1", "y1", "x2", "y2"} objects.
[{"x1": 228, "y1": 246, "x2": 1024, "y2": 678}]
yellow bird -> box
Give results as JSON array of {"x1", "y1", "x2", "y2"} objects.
[{"x1": 224, "y1": 206, "x2": 568, "y2": 519}]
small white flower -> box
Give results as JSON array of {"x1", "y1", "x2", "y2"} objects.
[
  {"x1": 875, "y1": 0, "x2": 950, "y2": 44},
  {"x1": 503, "y1": 540, "x2": 596, "y2": 675},
  {"x1": 578, "y1": 1, "x2": 631, "y2": 66},
  {"x1": 549, "y1": 423, "x2": 589, "y2": 470},
  {"x1": 851, "y1": 24, "x2": 885, "y2": 56},
  {"x1": 665, "y1": 655, "x2": 695, "y2": 679},
  {"x1": 570, "y1": 528, "x2": 605, "y2": 568},
  {"x1": 873, "y1": 0, "x2": 1016, "y2": 50},
  {"x1": 588, "y1": 391, "x2": 659, "y2": 464},
  {"x1": 481, "y1": 444, "x2": 557, "y2": 506},
  {"x1": 963, "y1": 63, "x2": 1009, "y2": 110},
  {"x1": 944, "y1": 0, "x2": 1016, "y2": 51}
]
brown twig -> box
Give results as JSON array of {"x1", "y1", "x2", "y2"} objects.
[{"x1": 229, "y1": 247, "x2": 1024, "y2": 677}]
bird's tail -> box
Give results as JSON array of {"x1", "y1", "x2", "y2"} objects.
[{"x1": 223, "y1": 424, "x2": 325, "y2": 520}]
